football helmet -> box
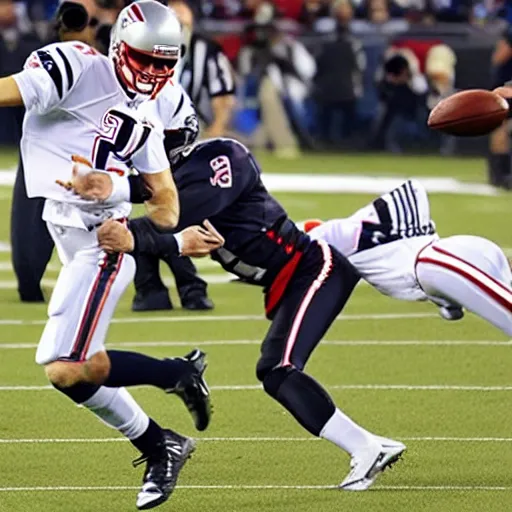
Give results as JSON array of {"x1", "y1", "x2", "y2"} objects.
[{"x1": 110, "y1": 0, "x2": 182, "y2": 98}]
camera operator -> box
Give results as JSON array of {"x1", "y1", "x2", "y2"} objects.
[
  {"x1": 371, "y1": 48, "x2": 428, "y2": 152},
  {"x1": 238, "y1": 2, "x2": 316, "y2": 157},
  {"x1": 10, "y1": 0, "x2": 104, "y2": 303}
]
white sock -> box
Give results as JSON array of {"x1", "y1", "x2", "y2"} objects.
[
  {"x1": 320, "y1": 408, "x2": 376, "y2": 456},
  {"x1": 82, "y1": 386, "x2": 150, "y2": 440}
]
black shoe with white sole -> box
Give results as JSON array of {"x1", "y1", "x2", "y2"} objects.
[{"x1": 134, "y1": 429, "x2": 195, "y2": 510}]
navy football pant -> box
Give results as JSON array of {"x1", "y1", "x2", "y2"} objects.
[{"x1": 256, "y1": 240, "x2": 360, "y2": 436}]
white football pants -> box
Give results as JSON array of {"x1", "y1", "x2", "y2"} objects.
[
  {"x1": 36, "y1": 221, "x2": 135, "y2": 365},
  {"x1": 415, "y1": 235, "x2": 512, "y2": 336}
]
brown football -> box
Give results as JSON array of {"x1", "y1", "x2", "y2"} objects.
[{"x1": 427, "y1": 89, "x2": 509, "y2": 137}]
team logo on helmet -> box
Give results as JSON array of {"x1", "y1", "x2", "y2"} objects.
[{"x1": 121, "y1": 3, "x2": 145, "y2": 28}]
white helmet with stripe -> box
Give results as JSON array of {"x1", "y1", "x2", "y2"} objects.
[{"x1": 110, "y1": 0, "x2": 182, "y2": 97}]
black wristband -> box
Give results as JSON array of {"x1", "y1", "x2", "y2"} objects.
[{"x1": 128, "y1": 217, "x2": 179, "y2": 258}]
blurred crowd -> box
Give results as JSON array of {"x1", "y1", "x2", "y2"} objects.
[{"x1": 0, "y1": 0, "x2": 511, "y2": 155}]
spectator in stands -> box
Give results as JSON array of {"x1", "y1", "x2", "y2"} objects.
[
  {"x1": 355, "y1": 0, "x2": 405, "y2": 21},
  {"x1": 488, "y1": 22, "x2": 512, "y2": 189},
  {"x1": 238, "y1": 1, "x2": 316, "y2": 157},
  {"x1": 351, "y1": 0, "x2": 409, "y2": 34},
  {"x1": 371, "y1": 47, "x2": 428, "y2": 152},
  {"x1": 427, "y1": 0, "x2": 474, "y2": 22},
  {"x1": 425, "y1": 43, "x2": 457, "y2": 154},
  {"x1": 313, "y1": 0, "x2": 365, "y2": 145},
  {"x1": 298, "y1": 0, "x2": 332, "y2": 30}
]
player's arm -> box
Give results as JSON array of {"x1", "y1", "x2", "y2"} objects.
[
  {"x1": 206, "y1": 95, "x2": 236, "y2": 138},
  {"x1": 98, "y1": 217, "x2": 224, "y2": 258},
  {"x1": 10, "y1": 43, "x2": 90, "y2": 114},
  {"x1": 141, "y1": 169, "x2": 179, "y2": 229},
  {"x1": 0, "y1": 76, "x2": 24, "y2": 107},
  {"x1": 128, "y1": 121, "x2": 181, "y2": 229}
]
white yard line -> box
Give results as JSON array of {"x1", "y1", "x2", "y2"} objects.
[
  {"x1": 0, "y1": 312, "x2": 438, "y2": 326},
  {"x1": 1, "y1": 436, "x2": 512, "y2": 444},
  {"x1": 0, "y1": 339, "x2": 509, "y2": 350},
  {"x1": 0, "y1": 171, "x2": 500, "y2": 195},
  {"x1": 1, "y1": 384, "x2": 512, "y2": 392},
  {"x1": 0, "y1": 274, "x2": 234, "y2": 288},
  {"x1": 0, "y1": 484, "x2": 509, "y2": 492}
]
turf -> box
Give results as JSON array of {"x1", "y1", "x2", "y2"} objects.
[{"x1": 0, "y1": 151, "x2": 511, "y2": 512}]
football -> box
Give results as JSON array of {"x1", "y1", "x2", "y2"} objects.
[{"x1": 427, "y1": 89, "x2": 509, "y2": 137}]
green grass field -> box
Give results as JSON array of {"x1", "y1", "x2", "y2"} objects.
[{"x1": 0, "y1": 151, "x2": 511, "y2": 512}]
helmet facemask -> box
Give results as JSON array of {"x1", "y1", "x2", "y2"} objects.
[{"x1": 113, "y1": 41, "x2": 179, "y2": 98}]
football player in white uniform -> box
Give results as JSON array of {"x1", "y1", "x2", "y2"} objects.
[
  {"x1": 0, "y1": 1, "x2": 223, "y2": 509},
  {"x1": 301, "y1": 180, "x2": 512, "y2": 336}
]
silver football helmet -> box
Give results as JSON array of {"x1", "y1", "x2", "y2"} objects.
[{"x1": 110, "y1": 0, "x2": 182, "y2": 97}]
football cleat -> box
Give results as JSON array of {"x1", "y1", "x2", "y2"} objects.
[
  {"x1": 339, "y1": 436, "x2": 406, "y2": 491},
  {"x1": 439, "y1": 306, "x2": 464, "y2": 321},
  {"x1": 134, "y1": 429, "x2": 195, "y2": 510},
  {"x1": 168, "y1": 350, "x2": 211, "y2": 431}
]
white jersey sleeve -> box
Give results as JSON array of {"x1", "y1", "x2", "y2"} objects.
[
  {"x1": 149, "y1": 82, "x2": 199, "y2": 161},
  {"x1": 13, "y1": 41, "x2": 94, "y2": 115},
  {"x1": 154, "y1": 82, "x2": 198, "y2": 131}
]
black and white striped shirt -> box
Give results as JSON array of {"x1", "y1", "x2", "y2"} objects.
[{"x1": 177, "y1": 33, "x2": 236, "y2": 124}]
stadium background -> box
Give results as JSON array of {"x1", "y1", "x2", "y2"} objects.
[{"x1": 0, "y1": 2, "x2": 511, "y2": 512}]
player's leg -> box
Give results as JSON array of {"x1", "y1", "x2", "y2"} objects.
[
  {"x1": 10, "y1": 156, "x2": 54, "y2": 302},
  {"x1": 131, "y1": 217, "x2": 172, "y2": 311},
  {"x1": 132, "y1": 251, "x2": 172, "y2": 311},
  {"x1": 164, "y1": 253, "x2": 214, "y2": 311},
  {"x1": 256, "y1": 241, "x2": 405, "y2": 490},
  {"x1": 416, "y1": 237, "x2": 512, "y2": 336},
  {"x1": 38, "y1": 224, "x2": 202, "y2": 509},
  {"x1": 40, "y1": 226, "x2": 210, "y2": 430}
]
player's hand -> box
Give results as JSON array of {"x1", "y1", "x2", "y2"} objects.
[
  {"x1": 56, "y1": 155, "x2": 113, "y2": 201},
  {"x1": 493, "y1": 86, "x2": 512, "y2": 100},
  {"x1": 97, "y1": 219, "x2": 134, "y2": 253},
  {"x1": 180, "y1": 220, "x2": 225, "y2": 257}
]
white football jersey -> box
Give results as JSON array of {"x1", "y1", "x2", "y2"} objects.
[
  {"x1": 308, "y1": 180, "x2": 439, "y2": 301},
  {"x1": 13, "y1": 41, "x2": 194, "y2": 229}
]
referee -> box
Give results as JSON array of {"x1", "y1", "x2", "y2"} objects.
[
  {"x1": 170, "y1": 0, "x2": 236, "y2": 138},
  {"x1": 131, "y1": 0, "x2": 237, "y2": 312},
  {"x1": 11, "y1": 1, "x2": 99, "y2": 302}
]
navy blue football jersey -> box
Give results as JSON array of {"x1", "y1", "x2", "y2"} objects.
[{"x1": 170, "y1": 139, "x2": 312, "y2": 286}]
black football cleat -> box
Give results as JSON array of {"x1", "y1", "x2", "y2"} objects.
[
  {"x1": 134, "y1": 429, "x2": 195, "y2": 510},
  {"x1": 168, "y1": 350, "x2": 211, "y2": 431}
]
